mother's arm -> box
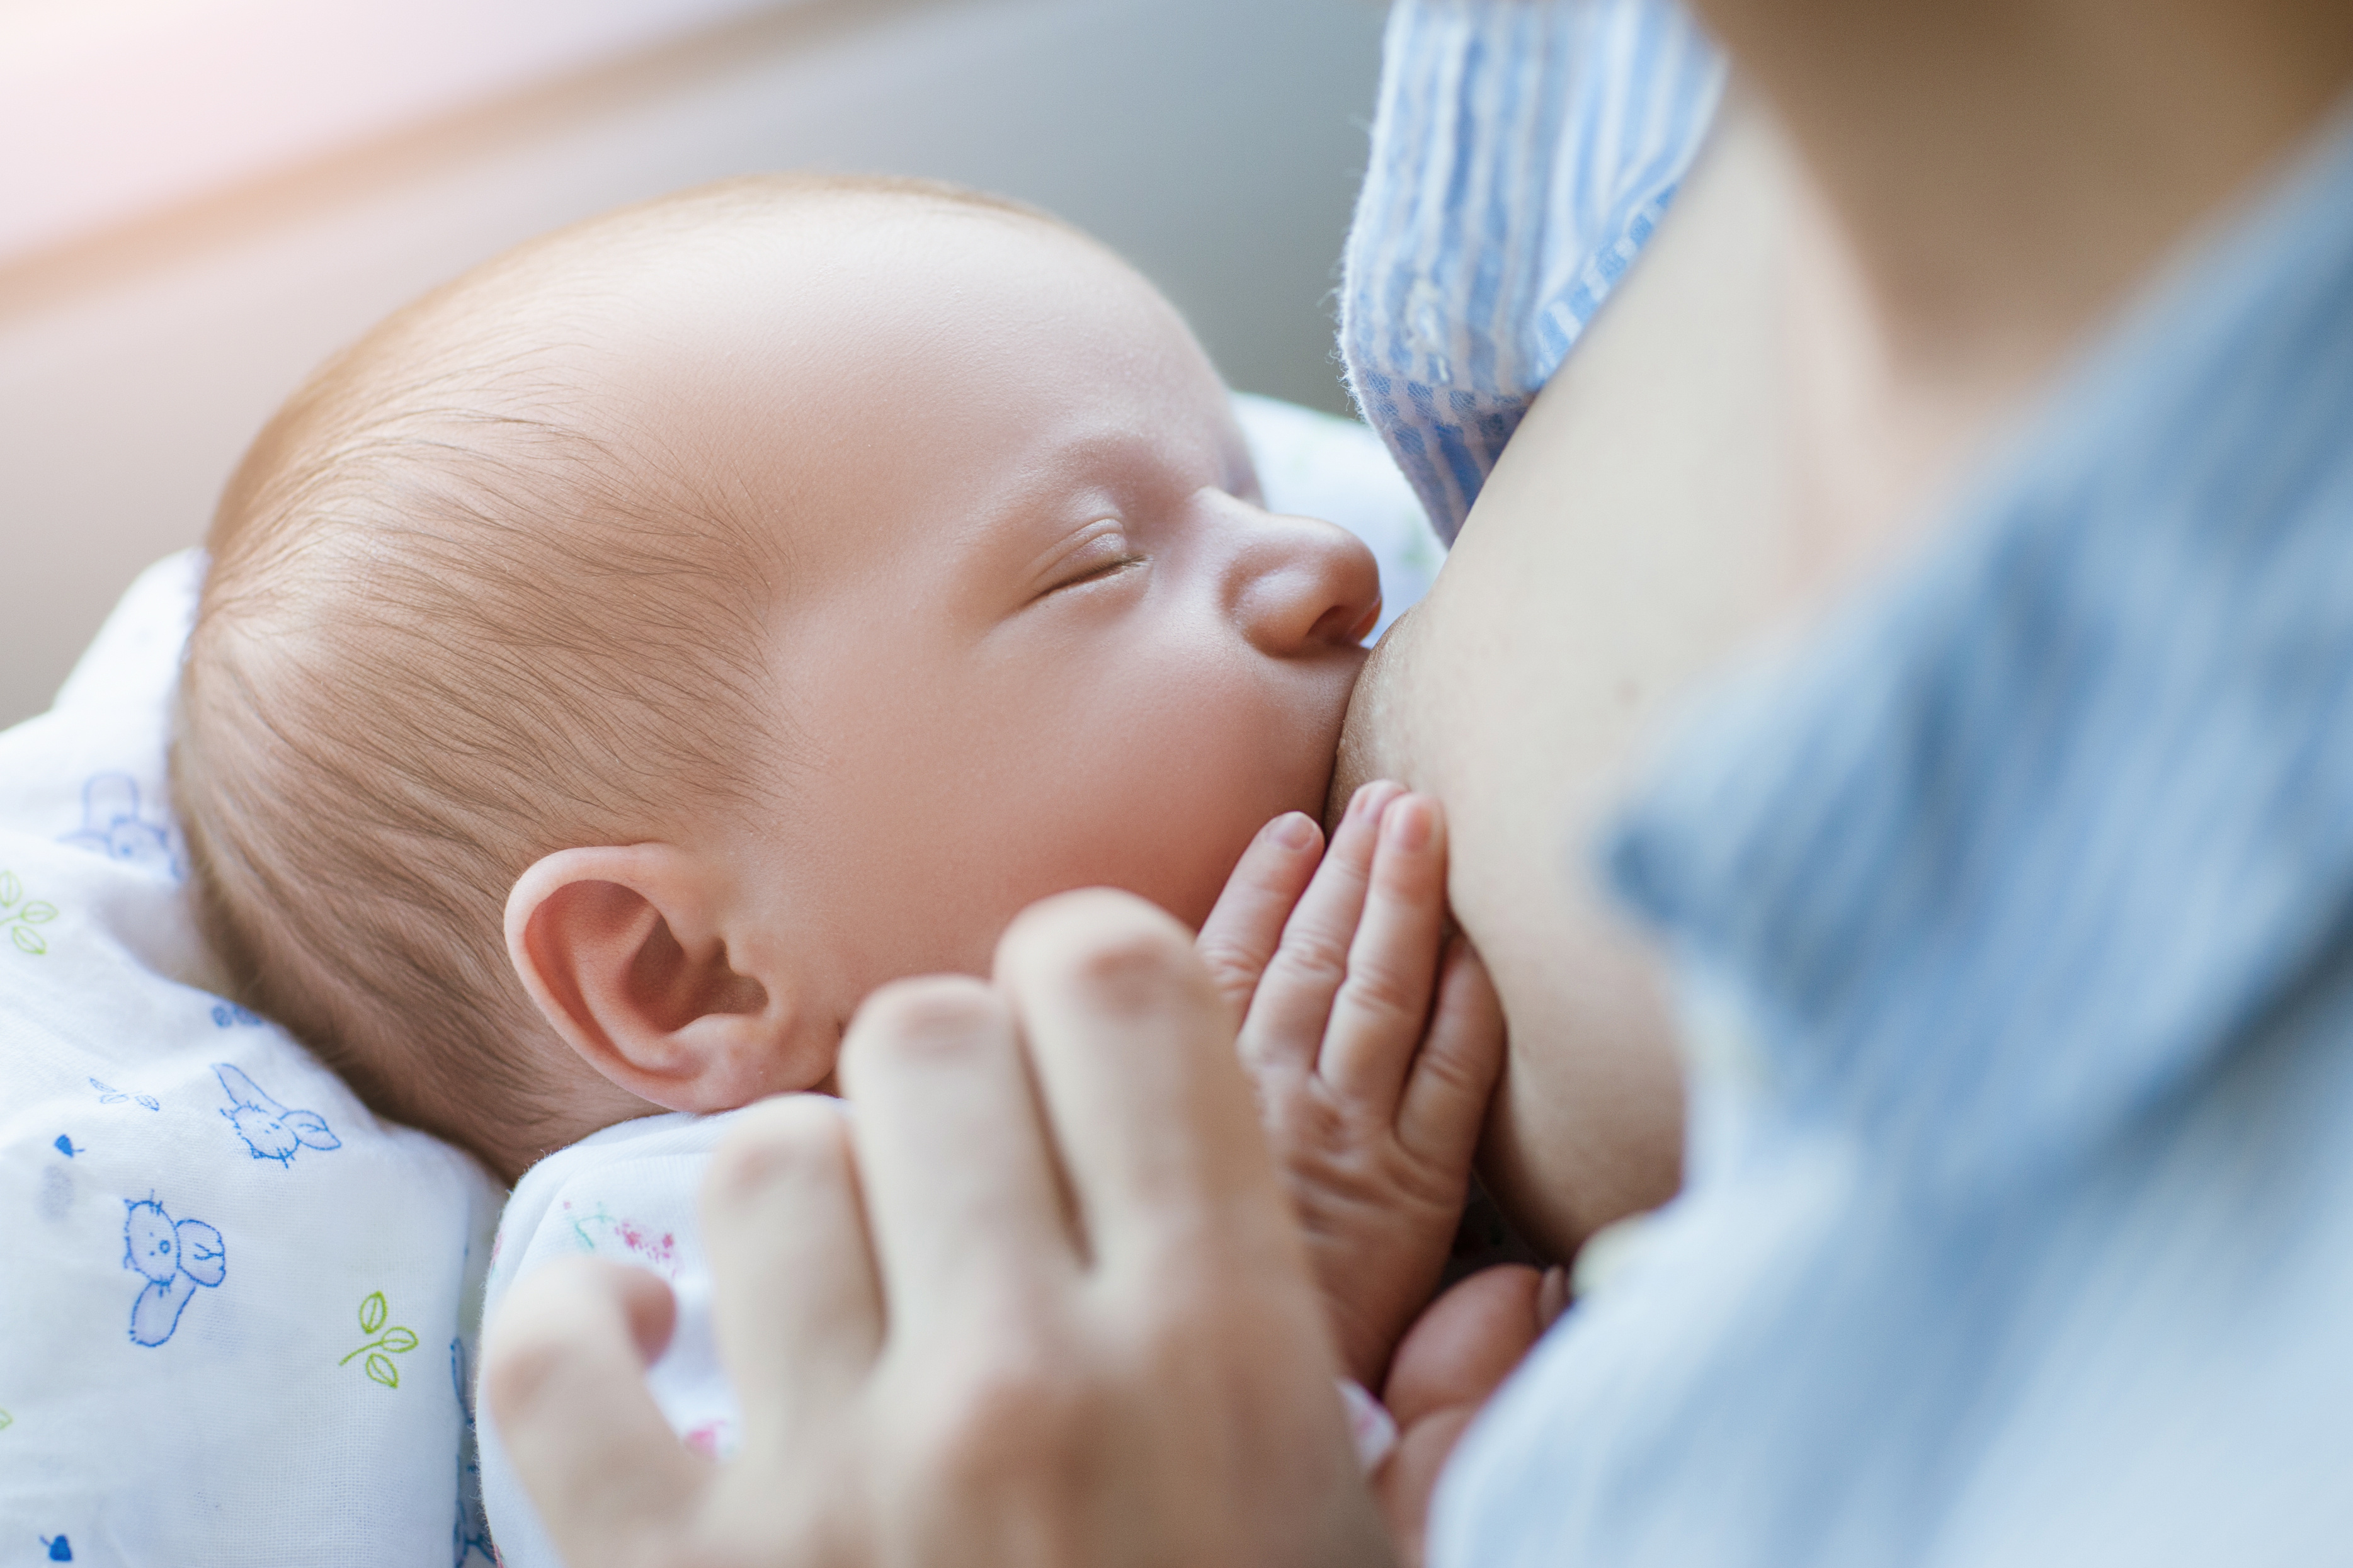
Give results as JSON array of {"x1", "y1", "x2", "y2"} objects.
[{"x1": 1332, "y1": 100, "x2": 1803, "y2": 1260}]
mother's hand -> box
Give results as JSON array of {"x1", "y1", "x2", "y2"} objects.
[{"x1": 484, "y1": 888, "x2": 1393, "y2": 1568}]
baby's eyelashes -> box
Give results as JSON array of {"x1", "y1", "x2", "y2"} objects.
[
  {"x1": 1057, "y1": 552, "x2": 1146, "y2": 592},
  {"x1": 1052, "y1": 528, "x2": 1142, "y2": 587},
  {"x1": 1023, "y1": 519, "x2": 1142, "y2": 601}
]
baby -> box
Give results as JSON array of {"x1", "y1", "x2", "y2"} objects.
[{"x1": 174, "y1": 174, "x2": 1518, "y2": 1558}]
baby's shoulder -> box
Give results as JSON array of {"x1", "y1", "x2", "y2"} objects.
[{"x1": 490, "y1": 1105, "x2": 771, "y2": 1291}]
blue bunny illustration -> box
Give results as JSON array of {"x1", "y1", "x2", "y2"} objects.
[
  {"x1": 214, "y1": 1062, "x2": 341, "y2": 1166},
  {"x1": 57, "y1": 773, "x2": 182, "y2": 880},
  {"x1": 88, "y1": 1077, "x2": 158, "y2": 1112},
  {"x1": 123, "y1": 1197, "x2": 226, "y2": 1346}
]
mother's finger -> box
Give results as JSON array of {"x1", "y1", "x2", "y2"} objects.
[
  {"x1": 702, "y1": 1095, "x2": 884, "y2": 1452},
  {"x1": 484, "y1": 1258, "x2": 707, "y2": 1568},
  {"x1": 838, "y1": 975, "x2": 1078, "y2": 1337},
  {"x1": 1195, "y1": 811, "x2": 1324, "y2": 1026},
  {"x1": 996, "y1": 890, "x2": 1283, "y2": 1273}
]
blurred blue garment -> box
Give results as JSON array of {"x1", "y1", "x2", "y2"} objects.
[
  {"x1": 1421, "y1": 72, "x2": 2353, "y2": 1568},
  {"x1": 1338, "y1": 0, "x2": 1724, "y2": 541}
]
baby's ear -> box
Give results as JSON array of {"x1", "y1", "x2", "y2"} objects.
[{"x1": 506, "y1": 846, "x2": 816, "y2": 1113}]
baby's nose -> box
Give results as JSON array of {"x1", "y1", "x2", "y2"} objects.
[{"x1": 1230, "y1": 509, "x2": 1383, "y2": 656}]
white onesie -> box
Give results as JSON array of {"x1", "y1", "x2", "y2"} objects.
[
  {"x1": 476, "y1": 1108, "x2": 1399, "y2": 1568},
  {"x1": 476, "y1": 1111, "x2": 744, "y2": 1568}
]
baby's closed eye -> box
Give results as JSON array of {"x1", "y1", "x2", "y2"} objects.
[
  {"x1": 1023, "y1": 518, "x2": 1143, "y2": 601},
  {"x1": 1056, "y1": 547, "x2": 1146, "y2": 592}
]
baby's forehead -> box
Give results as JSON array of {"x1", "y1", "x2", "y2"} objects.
[
  {"x1": 482, "y1": 185, "x2": 1096, "y2": 334},
  {"x1": 296, "y1": 185, "x2": 1217, "y2": 618},
  {"x1": 373, "y1": 191, "x2": 1114, "y2": 438}
]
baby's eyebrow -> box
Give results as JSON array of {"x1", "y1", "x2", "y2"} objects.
[
  {"x1": 962, "y1": 420, "x2": 1225, "y2": 597},
  {"x1": 1028, "y1": 423, "x2": 1211, "y2": 496}
]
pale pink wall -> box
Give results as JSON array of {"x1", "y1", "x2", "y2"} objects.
[{"x1": 0, "y1": 0, "x2": 1384, "y2": 726}]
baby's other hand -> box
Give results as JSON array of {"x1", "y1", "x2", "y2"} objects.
[
  {"x1": 1196, "y1": 783, "x2": 1506, "y2": 1389},
  {"x1": 1374, "y1": 1264, "x2": 1568, "y2": 1566}
]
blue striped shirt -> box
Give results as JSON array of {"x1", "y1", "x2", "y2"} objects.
[
  {"x1": 1369, "y1": 18, "x2": 2353, "y2": 1559},
  {"x1": 1339, "y1": 0, "x2": 1723, "y2": 541}
]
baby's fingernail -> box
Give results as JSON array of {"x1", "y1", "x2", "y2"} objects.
[
  {"x1": 1383, "y1": 795, "x2": 1432, "y2": 850},
  {"x1": 1348, "y1": 780, "x2": 1401, "y2": 822},
  {"x1": 1268, "y1": 812, "x2": 1318, "y2": 851}
]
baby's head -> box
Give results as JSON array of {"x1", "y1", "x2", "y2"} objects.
[{"x1": 176, "y1": 174, "x2": 1378, "y2": 1179}]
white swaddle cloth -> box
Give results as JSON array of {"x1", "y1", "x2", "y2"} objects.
[{"x1": 0, "y1": 554, "x2": 505, "y2": 1565}]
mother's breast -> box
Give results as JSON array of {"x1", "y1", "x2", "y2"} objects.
[{"x1": 1328, "y1": 101, "x2": 1800, "y2": 1262}]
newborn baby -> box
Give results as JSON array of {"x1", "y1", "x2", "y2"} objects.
[{"x1": 174, "y1": 174, "x2": 1511, "y2": 1559}]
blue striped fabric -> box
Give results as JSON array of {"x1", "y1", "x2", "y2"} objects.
[
  {"x1": 1338, "y1": 0, "x2": 1723, "y2": 542},
  {"x1": 1431, "y1": 91, "x2": 2353, "y2": 1568}
]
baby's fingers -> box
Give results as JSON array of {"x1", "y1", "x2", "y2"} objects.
[
  {"x1": 1196, "y1": 812, "x2": 1324, "y2": 1026},
  {"x1": 1320, "y1": 794, "x2": 1450, "y2": 1108},
  {"x1": 1239, "y1": 780, "x2": 1404, "y2": 1076},
  {"x1": 1395, "y1": 936, "x2": 1505, "y2": 1173}
]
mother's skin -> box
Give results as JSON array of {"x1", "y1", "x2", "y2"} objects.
[
  {"x1": 1333, "y1": 0, "x2": 2353, "y2": 1253},
  {"x1": 1332, "y1": 101, "x2": 1809, "y2": 1259}
]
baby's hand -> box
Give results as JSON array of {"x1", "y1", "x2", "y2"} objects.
[
  {"x1": 1196, "y1": 782, "x2": 1506, "y2": 1389},
  {"x1": 1374, "y1": 1264, "x2": 1568, "y2": 1565}
]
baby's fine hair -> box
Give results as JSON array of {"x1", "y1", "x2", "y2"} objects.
[{"x1": 175, "y1": 172, "x2": 1052, "y2": 1175}]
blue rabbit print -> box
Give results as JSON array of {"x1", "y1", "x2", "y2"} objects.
[
  {"x1": 57, "y1": 773, "x2": 183, "y2": 881},
  {"x1": 89, "y1": 1076, "x2": 159, "y2": 1111},
  {"x1": 214, "y1": 1064, "x2": 341, "y2": 1166},
  {"x1": 123, "y1": 1197, "x2": 225, "y2": 1346}
]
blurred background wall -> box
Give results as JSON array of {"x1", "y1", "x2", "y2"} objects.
[{"x1": 0, "y1": 0, "x2": 1387, "y2": 728}]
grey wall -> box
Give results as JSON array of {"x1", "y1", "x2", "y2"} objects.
[{"x1": 0, "y1": 0, "x2": 1386, "y2": 727}]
